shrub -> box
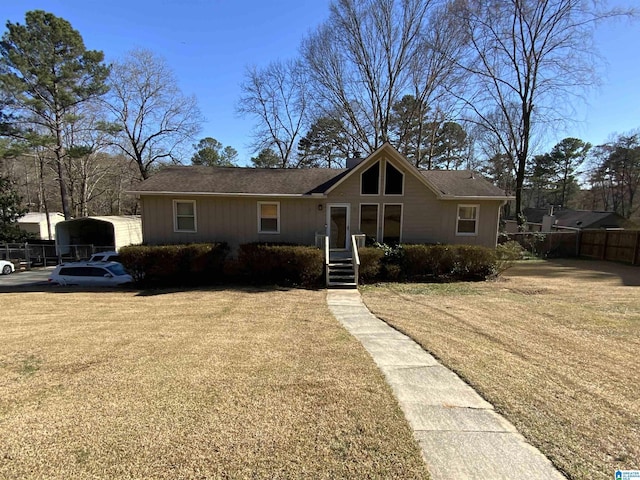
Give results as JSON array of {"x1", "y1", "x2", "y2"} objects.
[
  {"x1": 496, "y1": 240, "x2": 525, "y2": 261},
  {"x1": 358, "y1": 247, "x2": 384, "y2": 283},
  {"x1": 402, "y1": 244, "x2": 456, "y2": 280},
  {"x1": 495, "y1": 240, "x2": 523, "y2": 272},
  {"x1": 119, "y1": 243, "x2": 229, "y2": 286},
  {"x1": 370, "y1": 242, "x2": 406, "y2": 281},
  {"x1": 451, "y1": 245, "x2": 498, "y2": 281},
  {"x1": 237, "y1": 243, "x2": 323, "y2": 288},
  {"x1": 359, "y1": 243, "x2": 497, "y2": 283}
]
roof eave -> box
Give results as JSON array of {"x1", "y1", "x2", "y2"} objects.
[
  {"x1": 128, "y1": 190, "x2": 326, "y2": 198},
  {"x1": 440, "y1": 195, "x2": 513, "y2": 201}
]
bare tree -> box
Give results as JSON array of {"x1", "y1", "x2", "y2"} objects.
[
  {"x1": 61, "y1": 101, "x2": 115, "y2": 216},
  {"x1": 238, "y1": 59, "x2": 310, "y2": 168},
  {"x1": 588, "y1": 133, "x2": 640, "y2": 219},
  {"x1": 406, "y1": 1, "x2": 468, "y2": 167},
  {"x1": 302, "y1": 0, "x2": 439, "y2": 152},
  {"x1": 106, "y1": 49, "x2": 202, "y2": 180},
  {"x1": 454, "y1": 0, "x2": 632, "y2": 226}
]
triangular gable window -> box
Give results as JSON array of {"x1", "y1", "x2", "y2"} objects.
[
  {"x1": 361, "y1": 162, "x2": 380, "y2": 195},
  {"x1": 385, "y1": 162, "x2": 404, "y2": 195}
]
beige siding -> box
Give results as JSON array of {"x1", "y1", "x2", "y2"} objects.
[
  {"x1": 140, "y1": 154, "x2": 503, "y2": 249},
  {"x1": 326, "y1": 154, "x2": 502, "y2": 248},
  {"x1": 141, "y1": 195, "x2": 326, "y2": 249}
]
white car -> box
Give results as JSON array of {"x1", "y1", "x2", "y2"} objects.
[
  {"x1": 88, "y1": 251, "x2": 120, "y2": 263},
  {"x1": 1, "y1": 260, "x2": 15, "y2": 275},
  {"x1": 48, "y1": 261, "x2": 133, "y2": 286}
]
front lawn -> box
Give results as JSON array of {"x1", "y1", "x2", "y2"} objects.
[
  {"x1": 361, "y1": 258, "x2": 640, "y2": 480},
  {"x1": 0, "y1": 288, "x2": 429, "y2": 479}
]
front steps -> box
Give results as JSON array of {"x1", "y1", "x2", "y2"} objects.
[{"x1": 327, "y1": 252, "x2": 357, "y2": 288}]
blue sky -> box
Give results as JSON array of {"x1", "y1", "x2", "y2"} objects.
[{"x1": 3, "y1": 1, "x2": 638, "y2": 165}]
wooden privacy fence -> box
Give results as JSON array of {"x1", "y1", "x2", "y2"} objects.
[
  {"x1": 579, "y1": 230, "x2": 640, "y2": 264},
  {"x1": 501, "y1": 231, "x2": 579, "y2": 258},
  {"x1": 502, "y1": 229, "x2": 640, "y2": 265}
]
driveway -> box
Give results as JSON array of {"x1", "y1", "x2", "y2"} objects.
[{"x1": 0, "y1": 267, "x2": 53, "y2": 289}]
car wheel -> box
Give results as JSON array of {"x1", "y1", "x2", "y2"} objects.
[{"x1": 2, "y1": 265, "x2": 11, "y2": 275}]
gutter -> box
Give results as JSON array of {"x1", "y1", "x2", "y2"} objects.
[
  {"x1": 127, "y1": 191, "x2": 327, "y2": 198},
  {"x1": 439, "y1": 195, "x2": 515, "y2": 201}
]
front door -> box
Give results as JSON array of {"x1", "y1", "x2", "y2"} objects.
[{"x1": 327, "y1": 204, "x2": 350, "y2": 250}]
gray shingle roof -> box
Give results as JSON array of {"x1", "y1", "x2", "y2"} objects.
[
  {"x1": 552, "y1": 210, "x2": 630, "y2": 229},
  {"x1": 518, "y1": 208, "x2": 636, "y2": 229},
  {"x1": 420, "y1": 170, "x2": 507, "y2": 197},
  {"x1": 132, "y1": 165, "x2": 507, "y2": 198},
  {"x1": 133, "y1": 166, "x2": 349, "y2": 195}
]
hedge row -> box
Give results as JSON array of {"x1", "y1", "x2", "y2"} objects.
[
  {"x1": 236, "y1": 243, "x2": 323, "y2": 287},
  {"x1": 119, "y1": 243, "x2": 230, "y2": 286},
  {"x1": 118, "y1": 242, "x2": 499, "y2": 288},
  {"x1": 119, "y1": 243, "x2": 323, "y2": 288},
  {"x1": 358, "y1": 244, "x2": 498, "y2": 283}
]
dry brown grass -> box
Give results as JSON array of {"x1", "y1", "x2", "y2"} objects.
[
  {"x1": 0, "y1": 287, "x2": 429, "y2": 479},
  {"x1": 361, "y1": 258, "x2": 640, "y2": 480}
]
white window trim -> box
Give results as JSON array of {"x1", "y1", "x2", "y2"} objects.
[
  {"x1": 173, "y1": 199, "x2": 197, "y2": 233},
  {"x1": 360, "y1": 161, "x2": 380, "y2": 196},
  {"x1": 383, "y1": 160, "x2": 405, "y2": 196},
  {"x1": 258, "y1": 201, "x2": 280, "y2": 234},
  {"x1": 359, "y1": 203, "x2": 380, "y2": 241},
  {"x1": 382, "y1": 203, "x2": 403, "y2": 243},
  {"x1": 456, "y1": 204, "x2": 479, "y2": 236}
]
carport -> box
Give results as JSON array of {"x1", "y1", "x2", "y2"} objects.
[{"x1": 55, "y1": 216, "x2": 142, "y2": 257}]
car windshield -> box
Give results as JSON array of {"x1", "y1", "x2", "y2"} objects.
[{"x1": 106, "y1": 264, "x2": 127, "y2": 276}]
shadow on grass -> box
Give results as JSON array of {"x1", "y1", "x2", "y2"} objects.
[
  {"x1": 0, "y1": 283, "x2": 323, "y2": 295},
  {"x1": 506, "y1": 258, "x2": 640, "y2": 286},
  {"x1": 133, "y1": 283, "x2": 311, "y2": 297}
]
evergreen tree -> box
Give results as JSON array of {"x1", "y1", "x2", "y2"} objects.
[
  {"x1": 0, "y1": 175, "x2": 30, "y2": 242},
  {"x1": 298, "y1": 117, "x2": 350, "y2": 168},
  {"x1": 191, "y1": 137, "x2": 238, "y2": 167},
  {"x1": 0, "y1": 10, "x2": 110, "y2": 219},
  {"x1": 250, "y1": 148, "x2": 280, "y2": 168}
]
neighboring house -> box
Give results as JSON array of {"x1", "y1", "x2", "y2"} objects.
[
  {"x1": 131, "y1": 144, "x2": 508, "y2": 251},
  {"x1": 17, "y1": 212, "x2": 65, "y2": 240},
  {"x1": 505, "y1": 207, "x2": 636, "y2": 232}
]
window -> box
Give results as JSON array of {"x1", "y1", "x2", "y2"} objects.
[
  {"x1": 384, "y1": 162, "x2": 404, "y2": 195},
  {"x1": 383, "y1": 204, "x2": 402, "y2": 244},
  {"x1": 59, "y1": 266, "x2": 108, "y2": 277},
  {"x1": 360, "y1": 204, "x2": 378, "y2": 241},
  {"x1": 457, "y1": 205, "x2": 479, "y2": 235},
  {"x1": 361, "y1": 162, "x2": 380, "y2": 195},
  {"x1": 258, "y1": 202, "x2": 280, "y2": 233},
  {"x1": 174, "y1": 200, "x2": 197, "y2": 232},
  {"x1": 106, "y1": 264, "x2": 127, "y2": 276}
]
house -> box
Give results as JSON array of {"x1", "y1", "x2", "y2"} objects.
[
  {"x1": 505, "y1": 207, "x2": 636, "y2": 232},
  {"x1": 17, "y1": 212, "x2": 65, "y2": 240},
  {"x1": 131, "y1": 143, "x2": 508, "y2": 252}
]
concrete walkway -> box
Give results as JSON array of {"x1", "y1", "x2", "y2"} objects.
[{"x1": 327, "y1": 289, "x2": 566, "y2": 480}]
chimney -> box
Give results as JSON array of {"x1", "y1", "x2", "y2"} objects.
[{"x1": 346, "y1": 150, "x2": 364, "y2": 169}]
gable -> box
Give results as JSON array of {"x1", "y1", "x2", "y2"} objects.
[{"x1": 325, "y1": 143, "x2": 507, "y2": 200}]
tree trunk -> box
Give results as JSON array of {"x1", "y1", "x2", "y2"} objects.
[{"x1": 37, "y1": 154, "x2": 53, "y2": 241}]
